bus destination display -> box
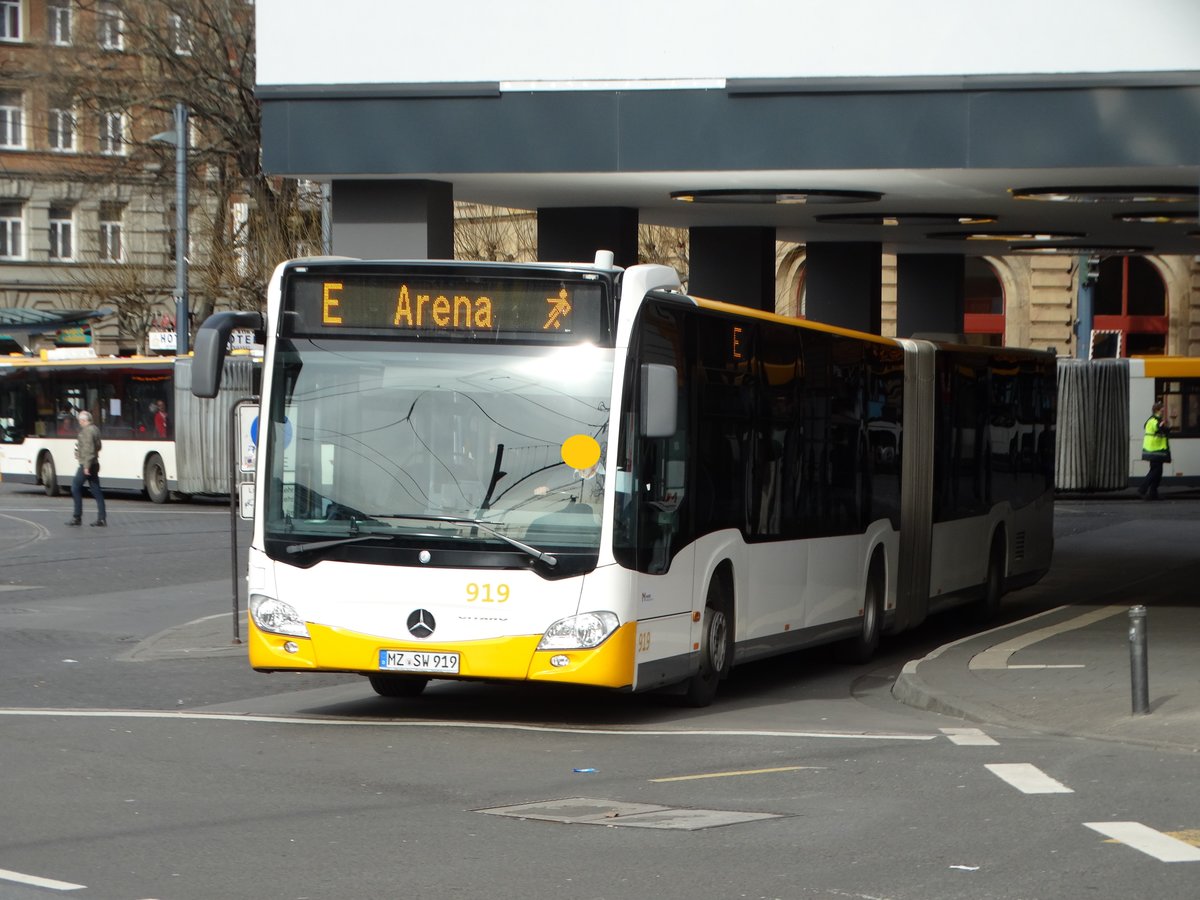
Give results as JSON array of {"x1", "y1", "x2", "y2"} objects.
[{"x1": 283, "y1": 274, "x2": 605, "y2": 342}]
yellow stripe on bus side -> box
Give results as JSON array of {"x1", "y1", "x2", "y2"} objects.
[
  {"x1": 1139, "y1": 357, "x2": 1200, "y2": 379},
  {"x1": 690, "y1": 296, "x2": 901, "y2": 346}
]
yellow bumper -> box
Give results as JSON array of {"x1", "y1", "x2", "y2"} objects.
[{"x1": 248, "y1": 619, "x2": 636, "y2": 689}]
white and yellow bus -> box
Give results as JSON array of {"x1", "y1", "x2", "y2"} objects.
[
  {"x1": 1128, "y1": 356, "x2": 1200, "y2": 486},
  {"x1": 192, "y1": 254, "x2": 1055, "y2": 705}
]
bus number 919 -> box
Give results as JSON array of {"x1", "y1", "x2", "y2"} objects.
[{"x1": 466, "y1": 583, "x2": 509, "y2": 603}]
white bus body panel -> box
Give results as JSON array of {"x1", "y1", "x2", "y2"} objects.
[
  {"x1": 929, "y1": 516, "x2": 993, "y2": 597},
  {"x1": 268, "y1": 557, "x2": 588, "y2": 643},
  {"x1": 1, "y1": 436, "x2": 176, "y2": 492}
]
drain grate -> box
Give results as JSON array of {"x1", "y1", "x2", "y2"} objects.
[{"x1": 478, "y1": 797, "x2": 784, "y2": 831}]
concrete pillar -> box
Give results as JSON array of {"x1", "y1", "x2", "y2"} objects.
[
  {"x1": 804, "y1": 243, "x2": 882, "y2": 333},
  {"x1": 688, "y1": 227, "x2": 776, "y2": 312},
  {"x1": 537, "y1": 207, "x2": 638, "y2": 268},
  {"x1": 896, "y1": 254, "x2": 966, "y2": 339},
  {"x1": 330, "y1": 180, "x2": 453, "y2": 259}
]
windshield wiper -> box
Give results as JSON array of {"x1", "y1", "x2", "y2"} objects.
[
  {"x1": 285, "y1": 535, "x2": 393, "y2": 555},
  {"x1": 369, "y1": 512, "x2": 558, "y2": 567}
]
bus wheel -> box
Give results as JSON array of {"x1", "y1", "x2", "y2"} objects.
[
  {"x1": 40, "y1": 454, "x2": 59, "y2": 497},
  {"x1": 144, "y1": 454, "x2": 170, "y2": 504},
  {"x1": 838, "y1": 552, "x2": 884, "y2": 663},
  {"x1": 974, "y1": 532, "x2": 1006, "y2": 621},
  {"x1": 684, "y1": 580, "x2": 732, "y2": 708},
  {"x1": 368, "y1": 674, "x2": 429, "y2": 698}
]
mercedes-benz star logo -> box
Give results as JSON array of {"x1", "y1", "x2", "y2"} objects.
[{"x1": 407, "y1": 609, "x2": 436, "y2": 639}]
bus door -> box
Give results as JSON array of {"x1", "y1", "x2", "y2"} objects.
[{"x1": 614, "y1": 303, "x2": 694, "y2": 684}]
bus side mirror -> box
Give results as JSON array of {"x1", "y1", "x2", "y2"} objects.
[
  {"x1": 191, "y1": 311, "x2": 264, "y2": 398},
  {"x1": 640, "y1": 363, "x2": 678, "y2": 438}
]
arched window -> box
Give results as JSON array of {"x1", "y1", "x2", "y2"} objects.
[
  {"x1": 963, "y1": 257, "x2": 1004, "y2": 346},
  {"x1": 1093, "y1": 257, "x2": 1167, "y2": 356}
]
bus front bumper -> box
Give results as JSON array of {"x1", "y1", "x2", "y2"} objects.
[{"x1": 248, "y1": 619, "x2": 636, "y2": 689}]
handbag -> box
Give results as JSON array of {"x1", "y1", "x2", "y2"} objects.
[{"x1": 1142, "y1": 448, "x2": 1171, "y2": 464}]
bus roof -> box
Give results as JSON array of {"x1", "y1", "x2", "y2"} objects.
[{"x1": 0, "y1": 355, "x2": 177, "y2": 370}]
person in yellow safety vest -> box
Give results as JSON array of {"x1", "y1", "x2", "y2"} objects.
[{"x1": 1138, "y1": 399, "x2": 1171, "y2": 501}]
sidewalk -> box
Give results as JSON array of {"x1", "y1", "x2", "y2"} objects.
[
  {"x1": 122, "y1": 610, "x2": 248, "y2": 662},
  {"x1": 893, "y1": 504, "x2": 1200, "y2": 753}
]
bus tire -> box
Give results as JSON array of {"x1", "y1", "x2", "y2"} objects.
[
  {"x1": 683, "y1": 578, "x2": 732, "y2": 708},
  {"x1": 40, "y1": 453, "x2": 59, "y2": 497},
  {"x1": 838, "y1": 550, "x2": 884, "y2": 664},
  {"x1": 368, "y1": 674, "x2": 429, "y2": 698},
  {"x1": 144, "y1": 453, "x2": 170, "y2": 504},
  {"x1": 973, "y1": 531, "x2": 1006, "y2": 621}
]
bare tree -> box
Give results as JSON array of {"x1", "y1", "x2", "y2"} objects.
[
  {"x1": 52, "y1": 1, "x2": 319, "y2": 338},
  {"x1": 638, "y1": 224, "x2": 689, "y2": 284},
  {"x1": 454, "y1": 203, "x2": 536, "y2": 262},
  {"x1": 69, "y1": 256, "x2": 172, "y2": 355}
]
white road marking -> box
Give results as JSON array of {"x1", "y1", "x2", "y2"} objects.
[
  {"x1": 0, "y1": 584, "x2": 40, "y2": 592},
  {"x1": 1085, "y1": 822, "x2": 1200, "y2": 862},
  {"x1": 1007, "y1": 664, "x2": 1086, "y2": 669},
  {"x1": 0, "y1": 866, "x2": 85, "y2": 891},
  {"x1": 941, "y1": 727, "x2": 999, "y2": 746},
  {"x1": 985, "y1": 763, "x2": 1074, "y2": 794},
  {"x1": 0, "y1": 707, "x2": 937, "y2": 740},
  {"x1": 969, "y1": 605, "x2": 1125, "y2": 670}
]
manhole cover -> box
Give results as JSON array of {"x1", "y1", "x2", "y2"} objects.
[{"x1": 478, "y1": 797, "x2": 784, "y2": 831}]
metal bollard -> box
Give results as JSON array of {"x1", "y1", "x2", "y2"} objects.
[{"x1": 1128, "y1": 605, "x2": 1149, "y2": 715}]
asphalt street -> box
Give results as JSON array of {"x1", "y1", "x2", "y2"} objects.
[{"x1": 0, "y1": 481, "x2": 1197, "y2": 899}]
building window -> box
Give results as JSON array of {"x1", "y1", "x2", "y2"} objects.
[
  {"x1": 98, "y1": 3, "x2": 123, "y2": 50},
  {"x1": 0, "y1": 1, "x2": 20, "y2": 41},
  {"x1": 962, "y1": 257, "x2": 1005, "y2": 347},
  {"x1": 48, "y1": 104, "x2": 75, "y2": 152},
  {"x1": 0, "y1": 201, "x2": 22, "y2": 259},
  {"x1": 169, "y1": 13, "x2": 192, "y2": 55},
  {"x1": 0, "y1": 90, "x2": 23, "y2": 148},
  {"x1": 48, "y1": 3, "x2": 71, "y2": 45},
  {"x1": 1094, "y1": 256, "x2": 1168, "y2": 357},
  {"x1": 49, "y1": 205, "x2": 73, "y2": 260},
  {"x1": 99, "y1": 110, "x2": 124, "y2": 155},
  {"x1": 99, "y1": 202, "x2": 123, "y2": 262}
]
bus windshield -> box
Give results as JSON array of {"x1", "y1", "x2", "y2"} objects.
[{"x1": 263, "y1": 339, "x2": 614, "y2": 569}]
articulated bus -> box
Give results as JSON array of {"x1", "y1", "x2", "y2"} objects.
[
  {"x1": 192, "y1": 253, "x2": 1055, "y2": 705},
  {"x1": 0, "y1": 354, "x2": 259, "y2": 501},
  {"x1": 1129, "y1": 357, "x2": 1200, "y2": 486}
]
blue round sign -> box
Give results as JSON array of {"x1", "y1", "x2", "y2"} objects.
[{"x1": 250, "y1": 416, "x2": 292, "y2": 447}]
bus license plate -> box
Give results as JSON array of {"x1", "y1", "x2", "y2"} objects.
[{"x1": 378, "y1": 649, "x2": 460, "y2": 674}]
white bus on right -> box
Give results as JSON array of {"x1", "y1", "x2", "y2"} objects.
[{"x1": 1128, "y1": 357, "x2": 1200, "y2": 488}]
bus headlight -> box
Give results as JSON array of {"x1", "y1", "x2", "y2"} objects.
[
  {"x1": 537, "y1": 612, "x2": 619, "y2": 650},
  {"x1": 249, "y1": 594, "x2": 310, "y2": 638}
]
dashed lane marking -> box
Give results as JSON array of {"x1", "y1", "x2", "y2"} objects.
[
  {"x1": 941, "y1": 727, "x2": 999, "y2": 746},
  {"x1": 1085, "y1": 822, "x2": 1200, "y2": 862},
  {"x1": 985, "y1": 763, "x2": 1074, "y2": 794},
  {"x1": 650, "y1": 765, "x2": 825, "y2": 782},
  {"x1": 0, "y1": 866, "x2": 85, "y2": 891}
]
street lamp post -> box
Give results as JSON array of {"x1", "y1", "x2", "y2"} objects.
[{"x1": 152, "y1": 103, "x2": 189, "y2": 355}]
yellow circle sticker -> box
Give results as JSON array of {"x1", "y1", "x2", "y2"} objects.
[{"x1": 561, "y1": 434, "x2": 602, "y2": 471}]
